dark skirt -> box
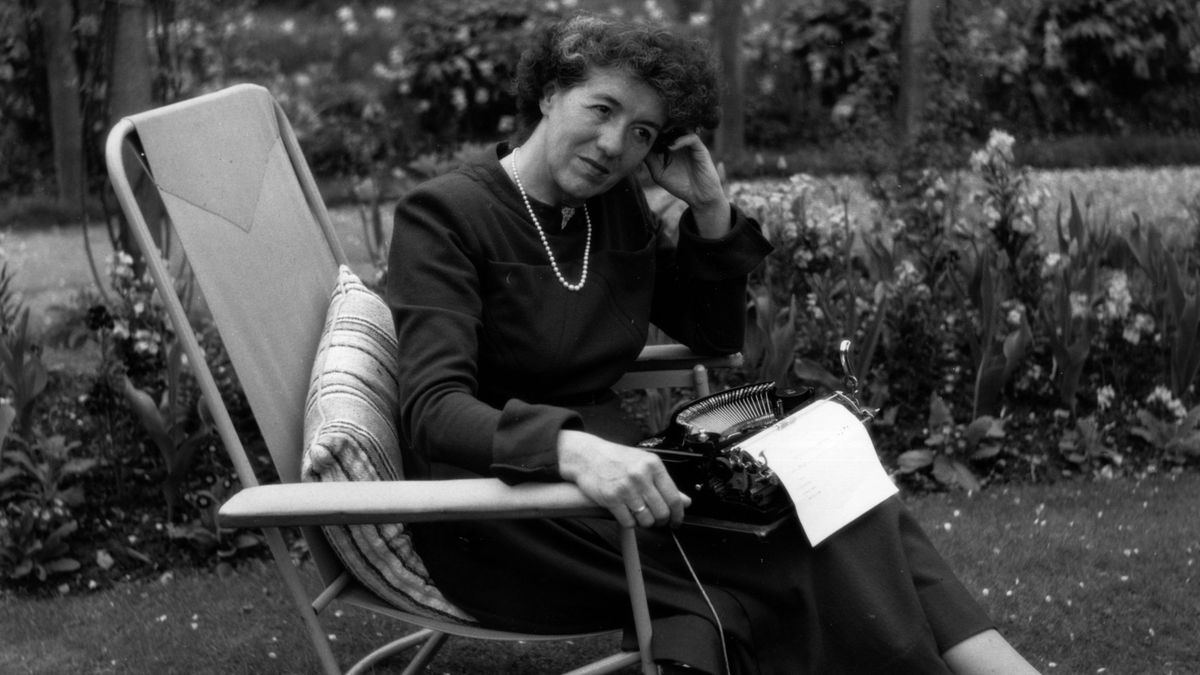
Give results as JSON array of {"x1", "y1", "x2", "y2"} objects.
[
  {"x1": 411, "y1": 495, "x2": 993, "y2": 674},
  {"x1": 410, "y1": 397, "x2": 993, "y2": 673}
]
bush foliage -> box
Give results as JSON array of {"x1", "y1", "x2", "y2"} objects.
[{"x1": 5, "y1": 0, "x2": 1200, "y2": 194}]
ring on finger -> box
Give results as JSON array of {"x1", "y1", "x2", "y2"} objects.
[{"x1": 631, "y1": 504, "x2": 648, "y2": 514}]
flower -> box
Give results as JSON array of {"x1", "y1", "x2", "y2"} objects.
[
  {"x1": 1123, "y1": 313, "x2": 1156, "y2": 345},
  {"x1": 1145, "y1": 385, "x2": 1187, "y2": 421},
  {"x1": 1069, "y1": 292, "x2": 1091, "y2": 319},
  {"x1": 1099, "y1": 270, "x2": 1132, "y2": 322},
  {"x1": 1042, "y1": 252, "x2": 1064, "y2": 277},
  {"x1": 1096, "y1": 385, "x2": 1115, "y2": 411}
]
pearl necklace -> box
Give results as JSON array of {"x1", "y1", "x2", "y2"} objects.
[{"x1": 509, "y1": 147, "x2": 591, "y2": 292}]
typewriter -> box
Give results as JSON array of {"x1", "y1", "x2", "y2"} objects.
[{"x1": 639, "y1": 341, "x2": 874, "y2": 534}]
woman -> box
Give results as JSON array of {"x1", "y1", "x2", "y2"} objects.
[{"x1": 387, "y1": 14, "x2": 1039, "y2": 675}]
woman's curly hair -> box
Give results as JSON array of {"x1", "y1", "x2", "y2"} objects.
[{"x1": 512, "y1": 15, "x2": 720, "y2": 148}]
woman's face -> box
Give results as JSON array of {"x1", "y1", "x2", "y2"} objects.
[{"x1": 526, "y1": 67, "x2": 665, "y2": 206}]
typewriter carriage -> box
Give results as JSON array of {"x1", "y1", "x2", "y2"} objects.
[{"x1": 638, "y1": 340, "x2": 876, "y2": 527}]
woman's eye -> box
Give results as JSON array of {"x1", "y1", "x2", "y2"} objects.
[{"x1": 633, "y1": 128, "x2": 654, "y2": 145}]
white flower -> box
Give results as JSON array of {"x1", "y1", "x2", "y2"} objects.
[
  {"x1": 985, "y1": 129, "x2": 1016, "y2": 163},
  {"x1": 1007, "y1": 306, "x2": 1024, "y2": 327},
  {"x1": 831, "y1": 98, "x2": 855, "y2": 124},
  {"x1": 1042, "y1": 252, "x2": 1064, "y2": 277},
  {"x1": 1100, "y1": 270, "x2": 1132, "y2": 321},
  {"x1": 895, "y1": 259, "x2": 920, "y2": 285},
  {"x1": 1146, "y1": 385, "x2": 1187, "y2": 421},
  {"x1": 1069, "y1": 292, "x2": 1091, "y2": 319},
  {"x1": 133, "y1": 329, "x2": 159, "y2": 356},
  {"x1": 643, "y1": 0, "x2": 666, "y2": 22},
  {"x1": 1096, "y1": 385, "x2": 1115, "y2": 411},
  {"x1": 1133, "y1": 312, "x2": 1155, "y2": 335},
  {"x1": 374, "y1": 6, "x2": 396, "y2": 22},
  {"x1": 969, "y1": 149, "x2": 988, "y2": 173}
]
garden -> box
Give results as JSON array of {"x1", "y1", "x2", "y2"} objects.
[{"x1": 3, "y1": 0, "x2": 1200, "y2": 673}]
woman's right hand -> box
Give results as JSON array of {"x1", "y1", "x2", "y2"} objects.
[{"x1": 557, "y1": 429, "x2": 691, "y2": 529}]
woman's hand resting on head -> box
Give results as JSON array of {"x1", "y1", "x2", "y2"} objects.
[
  {"x1": 643, "y1": 133, "x2": 730, "y2": 239},
  {"x1": 557, "y1": 429, "x2": 691, "y2": 529}
]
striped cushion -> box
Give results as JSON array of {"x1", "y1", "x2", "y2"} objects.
[{"x1": 300, "y1": 265, "x2": 473, "y2": 623}]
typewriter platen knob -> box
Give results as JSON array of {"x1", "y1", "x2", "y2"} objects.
[{"x1": 775, "y1": 386, "x2": 814, "y2": 415}]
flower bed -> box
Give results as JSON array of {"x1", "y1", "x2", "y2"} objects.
[{"x1": 730, "y1": 131, "x2": 1200, "y2": 493}]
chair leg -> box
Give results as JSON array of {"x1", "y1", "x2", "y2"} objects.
[
  {"x1": 398, "y1": 630, "x2": 449, "y2": 675},
  {"x1": 342, "y1": 628, "x2": 443, "y2": 675},
  {"x1": 265, "y1": 527, "x2": 342, "y2": 674},
  {"x1": 620, "y1": 527, "x2": 657, "y2": 675}
]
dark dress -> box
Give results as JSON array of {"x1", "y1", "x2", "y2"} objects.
[{"x1": 386, "y1": 144, "x2": 993, "y2": 674}]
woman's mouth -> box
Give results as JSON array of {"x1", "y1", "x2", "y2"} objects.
[{"x1": 578, "y1": 157, "x2": 611, "y2": 180}]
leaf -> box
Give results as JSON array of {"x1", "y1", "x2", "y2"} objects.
[
  {"x1": 934, "y1": 456, "x2": 982, "y2": 492},
  {"x1": 122, "y1": 377, "x2": 173, "y2": 459},
  {"x1": 964, "y1": 416, "x2": 997, "y2": 445},
  {"x1": 1166, "y1": 433, "x2": 1200, "y2": 457},
  {"x1": 0, "y1": 466, "x2": 21, "y2": 484},
  {"x1": 928, "y1": 394, "x2": 954, "y2": 427},
  {"x1": 12, "y1": 558, "x2": 32, "y2": 579},
  {"x1": 932, "y1": 454, "x2": 958, "y2": 486},
  {"x1": 234, "y1": 532, "x2": 261, "y2": 549},
  {"x1": 0, "y1": 402, "x2": 15, "y2": 445},
  {"x1": 792, "y1": 358, "x2": 843, "y2": 391},
  {"x1": 896, "y1": 449, "x2": 934, "y2": 473},
  {"x1": 44, "y1": 520, "x2": 78, "y2": 547},
  {"x1": 44, "y1": 558, "x2": 80, "y2": 574},
  {"x1": 1002, "y1": 317, "x2": 1033, "y2": 378},
  {"x1": 61, "y1": 458, "x2": 98, "y2": 476},
  {"x1": 971, "y1": 444, "x2": 1002, "y2": 460},
  {"x1": 57, "y1": 485, "x2": 86, "y2": 507},
  {"x1": 973, "y1": 360, "x2": 1006, "y2": 418}
]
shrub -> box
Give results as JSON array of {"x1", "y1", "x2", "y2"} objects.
[{"x1": 732, "y1": 130, "x2": 1200, "y2": 489}]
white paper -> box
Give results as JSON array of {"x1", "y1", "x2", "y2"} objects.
[{"x1": 736, "y1": 398, "x2": 898, "y2": 546}]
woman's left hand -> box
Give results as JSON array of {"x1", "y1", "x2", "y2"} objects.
[{"x1": 644, "y1": 134, "x2": 730, "y2": 238}]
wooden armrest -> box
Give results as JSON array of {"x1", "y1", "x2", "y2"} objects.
[
  {"x1": 218, "y1": 478, "x2": 606, "y2": 528},
  {"x1": 630, "y1": 344, "x2": 743, "y2": 373}
]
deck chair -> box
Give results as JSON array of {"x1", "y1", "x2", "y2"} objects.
[{"x1": 105, "y1": 83, "x2": 742, "y2": 675}]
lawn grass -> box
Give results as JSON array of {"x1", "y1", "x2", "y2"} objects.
[{"x1": 3, "y1": 471, "x2": 1196, "y2": 674}]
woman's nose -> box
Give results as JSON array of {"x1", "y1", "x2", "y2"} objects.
[{"x1": 595, "y1": 122, "x2": 625, "y2": 158}]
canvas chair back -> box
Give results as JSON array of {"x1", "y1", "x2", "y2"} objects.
[
  {"x1": 133, "y1": 84, "x2": 343, "y2": 481},
  {"x1": 106, "y1": 83, "x2": 349, "y2": 582}
]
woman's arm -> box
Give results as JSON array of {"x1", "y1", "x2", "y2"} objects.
[{"x1": 642, "y1": 134, "x2": 772, "y2": 354}]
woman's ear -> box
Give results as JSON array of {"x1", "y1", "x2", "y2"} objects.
[{"x1": 538, "y1": 82, "x2": 559, "y2": 116}]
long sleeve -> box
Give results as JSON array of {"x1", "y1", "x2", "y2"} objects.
[{"x1": 650, "y1": 204, "x2": 772, "y2": 354}]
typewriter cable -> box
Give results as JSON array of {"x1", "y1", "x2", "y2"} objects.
[{"x1": 670, "y1": 531, "x2": 732, "y2": 675}]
